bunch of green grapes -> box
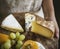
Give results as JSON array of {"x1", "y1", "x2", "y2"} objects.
[
  {"x1": 1, "y1": 32, "x2": 25, "y2": 49},
  {"x1": 15, "y1": 32, "x2": 25, "y2": 49}
]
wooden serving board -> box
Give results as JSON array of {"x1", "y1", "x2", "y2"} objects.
[{"x1": 0, "y1": 13, "x2": 58, "y2": 49}]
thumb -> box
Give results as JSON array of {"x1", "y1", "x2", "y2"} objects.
[{"x1": 55, "y1": 26, "x2": 59, "y2": 39}]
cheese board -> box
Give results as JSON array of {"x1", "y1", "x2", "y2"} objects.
[{"x1": 0, "y1": 12, "x2": 58, "y2": 49}]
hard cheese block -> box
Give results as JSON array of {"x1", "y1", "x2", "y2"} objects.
[
  {"x1": 31, "y1": 21, "x2": 55, "y2": 39},
  {"x1": 1, "y1": 14, "x2": 24, "y2": 32}
]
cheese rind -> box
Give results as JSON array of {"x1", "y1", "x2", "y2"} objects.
[
  {"x1": 31, "y1": 21, "x2": 55, "y2": 39},
  {"x1": 1, "y1": 14, "x2": 24, "y2": 32},
  {"x1": 37, "y1": 21, "x2": 55, "y2": 33}
]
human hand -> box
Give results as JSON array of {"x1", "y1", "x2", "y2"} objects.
[{"x1": 55, "y1": 21, "x2": 59, "y2": 39}]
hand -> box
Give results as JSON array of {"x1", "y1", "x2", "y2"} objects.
[
  {"x1": 55, "y1": 21, "x2": 59, "y2": 39},
  {"x1": 45, "y1": 16, "x2": 59, "y2": 39}
]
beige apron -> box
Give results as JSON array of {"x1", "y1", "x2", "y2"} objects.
[{"x1": 5, "y1": 0, "x2": 44, "y2": 18}]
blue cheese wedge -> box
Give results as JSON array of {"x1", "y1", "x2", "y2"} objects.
[
  {"x1": 1, "y1": 14, "x2": 24, "y2": 32},
  {"x1": 25, "y1": 13, "x2": 36, "y2": 31}
]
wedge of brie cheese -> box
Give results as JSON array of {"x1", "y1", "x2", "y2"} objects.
[
  {"x1": 25, "y1": 13, "x2": 36, "y2": 31},
  {"x1": 1, "y1": 14, "x2": 24, "y2": 32},
  {"x1": 31, "y1": 21, "x2": 55, "y2": 39}
]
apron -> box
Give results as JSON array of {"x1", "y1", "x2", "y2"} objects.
[{"x1": 1, "y1": 0, "x2": 44, "y2": 18}]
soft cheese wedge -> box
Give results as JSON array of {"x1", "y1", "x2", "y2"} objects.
[
  {"x1": 25, "y1": 13, "x2": 36, "y2": 31},
  {"x1": 31, "y1": 21, "x2": 55, "y2": 39},
  {"x1": 22, "y1": 40, "x2": 45, "y2": 49},
  {"x1": 1, "y1": 14, "x2": 24, "y2": 32}
]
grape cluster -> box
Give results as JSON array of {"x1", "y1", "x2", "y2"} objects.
[{"x1": 1, "y1": 32, "x2": 25, "y2": 49}]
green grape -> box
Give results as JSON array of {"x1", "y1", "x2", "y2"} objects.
[
  {"x1": 16, "y1": 32, "x2": 20, "y2": 39},
  {"x1": 11, "y1": 40, "x2": 16, "y2": 45},
  {"x1": 19, "y1": 34, "x2": 25, "y2": 41},
  {"x1": 4, "y1": 42, "x2": 11, "y2": 49},
  {"x1": 17, "y1": 40, "x2": 23, "y2": 45},
  {"x1": 6, "y1": 39, "x2": 11, "y2": 43},
  {"x1": 10, "y1": 33, "x2": 16, "y2": 39},
  {"x1": 16, "y1": 43, "x2": 22, "y2": 49}
]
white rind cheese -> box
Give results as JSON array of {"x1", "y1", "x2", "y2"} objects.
[
  {"x1": 1, "y1": 14, "x2": 24, "y2": 32},
  {"x1": 36, "y1": 42, "x2": 45, "y2": 49}
]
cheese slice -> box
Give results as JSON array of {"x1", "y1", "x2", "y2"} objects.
[
  {"x1": 31, "y1": 21, "x2": 55, "y2": 39},
  {"x1": 25, "y1": 13, "x2": 36, "y2": 31},
  {"x1": 1, "y1": 14, "x2": 24, "y2": 32}
]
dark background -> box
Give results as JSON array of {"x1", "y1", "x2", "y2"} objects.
[
  {"x1": 53, "y1": 0, "x2": 60, "y2": 49},
  {"x1": 53, "y1": 0, "x2": 60, "y2": 28}
]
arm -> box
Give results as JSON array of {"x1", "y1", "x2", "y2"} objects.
[{"x1": 42, "y1": 0, "x2": 59, "y2": 38}]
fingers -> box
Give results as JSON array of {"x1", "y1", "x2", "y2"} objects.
[
  {"x1": 55, "y1": 24, "x2": 59, "y2": 39},
  {"x1": 56, "y1": 28, "x2": 59, "y2": 39}
]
